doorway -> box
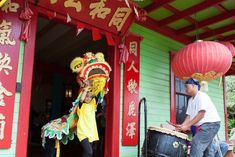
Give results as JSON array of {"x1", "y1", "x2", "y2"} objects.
[{"x1": 27, "y1": 16, "x2": 109, "y2": 157}]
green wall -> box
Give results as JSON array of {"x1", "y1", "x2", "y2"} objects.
[{"x1": 119, "y1": 23, "x2": 226, "y2": 157}]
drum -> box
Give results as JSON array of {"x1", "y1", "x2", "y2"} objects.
[{"x1": 142, "y1": 126, "x2": 189, "y2": 157}]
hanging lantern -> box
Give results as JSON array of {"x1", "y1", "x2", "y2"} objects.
[
  {"x1": 219, "y1": 41, "x2": 235, "y2": 57},
  {"x1": 172, "y1": 41, "x2": 233, "y2": 81}
]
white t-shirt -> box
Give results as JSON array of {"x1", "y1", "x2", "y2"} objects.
[{"x1": 186, "y1": 91, "x2": 221, "y2": 126}]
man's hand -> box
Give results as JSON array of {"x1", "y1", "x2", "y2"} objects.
[{"x1": 176, "y1": 124, "x2": 190, "y2": 132}]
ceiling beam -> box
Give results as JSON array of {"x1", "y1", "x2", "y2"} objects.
[
  {"x1": 218, "y1": 34, "x2": 235, "y2": 41},
  {"x1": 136, "y1": 17, "x2": 192, "y2": 44},
  {"x1": 158, "y1": 0, "x2": 224, "y2": 27},
  {"x1": 176, "y1": 8, "x2": 235, "y2": 34},
  {"x1": 214, "y1": 4, "x2": 235, "y2": 21},
  {"x1": 199, "y1": 23, "x2": 235, "y2": 39},
  {"x1": 143, "y1": 0, "x2": 174, "y2": 13},
  {"x1": 163, "y1": 4, "x2": 222, "y2": 40}
]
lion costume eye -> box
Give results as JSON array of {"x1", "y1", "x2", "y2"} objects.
[{"x1": 70, "y1": 57, "x2": 84, "y2": 73}]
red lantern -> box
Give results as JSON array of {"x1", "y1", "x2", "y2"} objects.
[
  {"x1": 219, "y1": 41, "x2": 235, "y2": 57},
  {"x1": 172, "y1": 41, "x2": 233, "y2": 81}
]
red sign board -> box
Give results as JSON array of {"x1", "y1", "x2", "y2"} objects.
[
  {"x1": 0, "y1": 0, "x2": 22, "y2": 148},
  {"x1": 30, "y1": 0, "x2": 135, "y2": 36},
  {"x1": 122, "y1": 35, "x2": 140, "y2": 145}
]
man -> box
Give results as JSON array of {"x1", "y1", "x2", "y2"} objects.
[{"x1": 177, "y1": 78, "x2": 221, "y2": 157}]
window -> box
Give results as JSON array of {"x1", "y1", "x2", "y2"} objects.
[
  {"x1": 170, "y1": 52, "x2": 190, "y2": 124},
  {"x1": 175, "y1": 78, "x2": 190, "y2": 124}
]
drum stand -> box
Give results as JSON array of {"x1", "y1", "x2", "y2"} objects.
[{"x1": 138, "y1": 97, "x2": 147, "y2": 157}]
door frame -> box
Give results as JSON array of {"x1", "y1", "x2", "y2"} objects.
[{"x1": 16, "y1": 4, "x2": 121, "y2": 157}]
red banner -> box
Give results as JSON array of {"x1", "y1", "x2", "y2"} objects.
[
  {"x1": 29, "y1": 0, "x2": 135, "y2": 36},
  {"x1": 0, "y1": 0, "x2": 22, "y2": 148},
  {"x1": 122, "y1": 35, "x2": 141, "y2": 146}
]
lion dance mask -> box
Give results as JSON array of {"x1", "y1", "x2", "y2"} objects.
[{"x1": 41, "y1": 52, "x2": 111, "y2": 157}]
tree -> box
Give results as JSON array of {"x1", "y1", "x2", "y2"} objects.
[{"x1": 226, "y1": 76, "x2": 235, "y2": 107}]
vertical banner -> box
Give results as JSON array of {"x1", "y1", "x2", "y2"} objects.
[
  {"x1": 0, "y1": 0, "x2": 22, "y2": 148},
  {"x1": 122, "y1": 35, "x2": 141, "y2": 146}
]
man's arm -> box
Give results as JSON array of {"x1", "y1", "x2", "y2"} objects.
[
  {"x1": 187, "y1": 110, "x2": 205, "y2": 127},
  {"x1": 182, "y1": 115, "x2": 190, "y2": 125},
  {"x1": 178, "y1": 110, "x2": 205, "y2": 132}
]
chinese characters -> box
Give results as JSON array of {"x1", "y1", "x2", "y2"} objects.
[
  {"x1": 0, "y1": 113, "x2": 6, "y2": 140},
  {"x1": 1, "y1": 0, "x2": 19, "y2": 13},
  {"x1": 126, "y1": 122, "x2": 136, "y2": 139},
  {"x1": 0, "y1": 53, "x2": 12, "y2": 75},
  {"x1": 109, "y1": 7, "x2": 131, "y2": 31},
  {"x1": 0, "y1": 20, "x2": 16, "y2": 46},
  {"x1": 0, "y1": 82, "x2": 13, "y2": 106},
  {"x1": 89, "y1": 0, "x2": 111, "y2": 19}
]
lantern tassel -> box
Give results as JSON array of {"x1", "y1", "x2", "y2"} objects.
[{"x1": 200, "y1": 81, "x2": 208, "y2": 92}]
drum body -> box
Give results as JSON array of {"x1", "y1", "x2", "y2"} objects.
[{"x1": 142, "y1": 127, "x2": 188, "y2": 157}]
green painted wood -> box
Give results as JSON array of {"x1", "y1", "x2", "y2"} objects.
[
  {"x1": 168, "y1": 19, "x2": 191, "y2": 30},
  {"x1": 221, "y1": 0, "x2": 235, "y2": 11},
  {"x1": 149, "y1": 8, "x2": 173, "y2": 21},
  {"x1": 119, "y1": 24, "x2": 227, "y2": 157},
  {"x1": 208, "y1": 19, "x2": 234, "y2": 30},
  {"x1": 191, "y1": 7, "x2": 220, "y2": 22},
  {"x1": 0, "y1": 42, "x2": 25, "y2": 156},
  {"x1": 170, "y1": 0, "x2": 203, "y2": 11},
  {"x1": 134, "y1": 0, "x2": 152, "y2": 8}
]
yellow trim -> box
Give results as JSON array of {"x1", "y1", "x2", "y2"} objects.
[{"x1": 0, "y1": 0, "x2": 7, "y2": 7}]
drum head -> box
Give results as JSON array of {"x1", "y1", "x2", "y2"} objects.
[{"x1": 148, "y1": 126, "x2": 189, "y2": 140}]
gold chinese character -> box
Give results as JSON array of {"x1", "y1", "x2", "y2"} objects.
[
  {"x1": 0, "y1": 113, "x2": 6, "y2": 140},
  {"x1": 129, "y1": 41, "x2": 137, "y2": 56},
  {"x1": 50, "y1": 0, "x2": 57, "y2": 4},
  {"x1": 0, "y1": 82, "x2": 13, "y2": 106},
  {"x1": 127, "y1": 60, "x2": 139, "y2": 73},
  {"x1": 126, "y1": 122, "x2": 136, "y2": 139},
  {"x1": 127, "y1": 79, "x2": 138, "y2": 94},
  {"x1": 64, "y1": 0, "x2": 82, "y2": 12},
  {"x1": 89, "y1": 0, "x2": 111, "y2": 19},
  {"x1": 0, "y1": 20, "x2": 16, "y2": 46},
  {"x1": 0, "y1": 53, "x2": 12, "y2": 75},
  {"x1": 128, "y1": 101, "x2": 136, "y2": 117},
  {"x1": 1, "y1": 0, "x2": 20, "y2": 13},
  {"x1": 109, "y1": 7, "x2": 131, "y2": 31}
]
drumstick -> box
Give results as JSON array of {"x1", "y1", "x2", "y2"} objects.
[{"x1": 166, "y1": 120, "x2": 178, "y2": 127}]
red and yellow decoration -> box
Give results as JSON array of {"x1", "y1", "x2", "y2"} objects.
[
  {"x1": 41, "y1": 52, "x2": 111, "y2": 157},
  {"x1": 172, "y1": 41, "x2": 233, "y2": 81}
]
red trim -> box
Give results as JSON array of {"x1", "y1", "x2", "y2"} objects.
[
  {"x1": 15, "y1": 5, "x2": 38, "y2": 157},
  {"x1": 200, "y1": 23, "x2": 235, "y2": 39},
  {"x1": 136, "y1": 17, "x2": 191, "y2": 44},
  {"x1": 170, "y1": 52, "x2": 176, "y2": 123},
  {"x1": 177, "y1": 8, "x2": 235, "y2": 35},
  {"x1": 218, "y1": 34, "x2": 235, "y2": 41},
  {"x1": 15, "y1": 4, "x2": 121, "y2": 157},
  {"x1": 105, "y1": 38, "x2": 121, "y2": 157},
  {"x1": 34, "y1": 6, "x2": 119, "y2": 38},
  {"x1": 222, "y1": 76, "x2": 229, "y2": 141},
  {"x1": 158, "y1": 0, "x2": 224, "y2": 27},
  {"x1": 143, "y1": 0, "x2": 173, "y2": 13}
]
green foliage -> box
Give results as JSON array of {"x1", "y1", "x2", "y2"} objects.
[
  {"x1": 226, "y1": 76, "x2": 235, "y2": 107},
  {"x1": 228, "y1": 118, "x2": 235, "y2": 130}
]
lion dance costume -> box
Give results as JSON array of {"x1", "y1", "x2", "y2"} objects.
[{"x1": 41, "y1": 52, "x2": 111, "y2": 157}]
